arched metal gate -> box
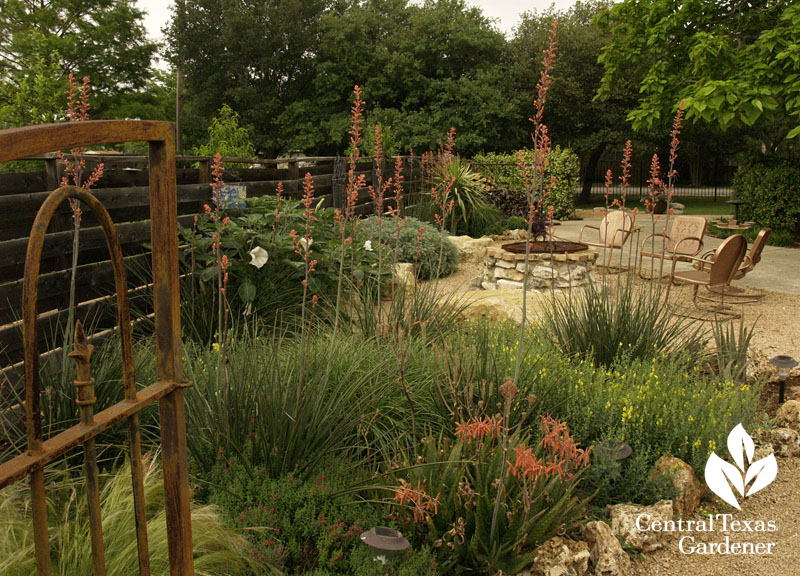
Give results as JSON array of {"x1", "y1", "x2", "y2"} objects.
[{"x1": 0, "y1": 121, "x2": 194, "y2": 574}]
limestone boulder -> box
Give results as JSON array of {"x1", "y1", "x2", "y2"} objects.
[
  {"x1": 448, "y1": 235, "x2": 493, "y2": 261},
  {"x1": 528, "y1": 537, "x2": 590, "y2": 576},
  {"x1": 608, "y1": 500, "x2": 673, "y2": 552},
  {"x1": 581, "y1": 521, "x2": 630, "y2": 576},
  {"x1": 776, "y1": 400, "x2": 800, "y2": 432},
  {"x1": 650, "y1": 456, "x2": 703, "y2": 517},
  {"x1": 765, "y1": 427, "x2": 800, "y2": 457},
  {"x1": 388, "y1": 263, "x2": 416, "y2": 297}
]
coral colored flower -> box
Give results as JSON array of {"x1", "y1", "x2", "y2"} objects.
[{"x1": 455, "y1": 416, "x2": 504, "y2": 443}]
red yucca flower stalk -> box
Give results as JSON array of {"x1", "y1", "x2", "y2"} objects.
[
  {"x1": 368, "y1": 125, "x2": 393, "y2": 314},
  {"x1": 332, "y1": 86, "x2": 367, "y2": 335},
  {"x1": 501, "y1": 18, "x2": 559, "y2": 545},
  {"x1": 204, "y1": 153, "x2": 231, "y2": 390},
  {"x1": 428, "y1": 128, "x2": 457, "y2": 279},
  {"x1": 57, "y1": 73, "x2": 104, "y2": 377},
  {"x1": 293, "y1": 172, "x2": 318, "y2": 324},
  {"x1": 513, "y1": 19, "x2": 558, "y2": 380}
]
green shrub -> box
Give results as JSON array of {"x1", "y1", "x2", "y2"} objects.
[
  {"x1": 733, "y1": 157, "x2": 800, "y2": 238},
  {"x1": 505, "y1": 215, "x2": 528, "y2": 230},
  {"x1": 206, "y1": 459, "x2": 436, "y2": 575},
  {"x1": 0, "y1": 462, "x2": 258, "y2": 575},
  {"x1": 170, "y1": 194, "x2": 379, "y2": 342},
  {"x1": 474, "y1": 146, "x2": 579, "y2": 220},
  {"x1": 357, "y1": 215, "x2": 459, "y2": 279}
]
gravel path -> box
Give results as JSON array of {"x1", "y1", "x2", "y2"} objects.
[{"x1": 630, "y1": 455, "x2": 800, "y2": 576}]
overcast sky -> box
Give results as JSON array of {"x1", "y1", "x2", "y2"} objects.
[{"x1": 136, "y1": 0, "x2": 578, "y2": 43}]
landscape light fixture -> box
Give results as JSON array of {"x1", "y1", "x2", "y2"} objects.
[
  {"x1": 594, "y1": 440, "x2": 632, "y2": 462},
  {"x1": 770, "y1": 355, "x2": 798, "y2": 403},
  {"x1": 360, "y1": 526, "x2": 410, "y2": 565}
]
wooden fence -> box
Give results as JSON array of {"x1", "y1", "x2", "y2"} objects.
[{"x1": 0, "y1": 154, "x2": 423, "y2": 394}]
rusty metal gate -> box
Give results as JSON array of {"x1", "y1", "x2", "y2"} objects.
[{"x1": 0, "y1": 121, "x2": 194, "y2": 574}]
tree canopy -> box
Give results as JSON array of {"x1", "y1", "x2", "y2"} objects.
[
  {"x1": 596, "y1": 0, "x2": 800, "y2": 150},
  {"x1": 0, "y1": 0, "x2": 157, "y2": 102}
]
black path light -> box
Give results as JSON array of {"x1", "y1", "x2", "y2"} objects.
[
  {"x1": 360, "y1": 526, "x2": 410, "y2": 566},
  {"x1": 770, "y1": 355, "x2": 798, "y2": 403}
]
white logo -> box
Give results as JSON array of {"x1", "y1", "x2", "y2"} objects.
[{"x1": 705, "y1": 423, "x2": 777, "y2": 510}]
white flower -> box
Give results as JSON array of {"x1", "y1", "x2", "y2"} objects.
[
  {"x1": 363, "y1": 239, "x2": 373, "y2": 252},
  {"x1": 299, "y1": 237, "x2": 313, "y2": 252},
  {"x1": 248, "y1": 246, "x2": 269, "y2": 269}
]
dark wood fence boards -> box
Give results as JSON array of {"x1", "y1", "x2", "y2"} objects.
[{"x1": 0, "y1": 154, "x2": 423, "y2": 386}]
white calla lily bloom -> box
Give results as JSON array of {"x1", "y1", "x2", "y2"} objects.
[
  {"x1": 248, "y1": 246, "x2": 269, "y2": 269},
  {"x1": 299, "y1": 237, "x2": 313, "y2": 252},
  {"x1": 363, "y1": 240, "x2": 373, "y2": 252}
]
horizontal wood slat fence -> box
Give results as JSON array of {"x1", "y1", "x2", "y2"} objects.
[{"x1": 0, "y1": 154, "x2": 424, "y2": 396}]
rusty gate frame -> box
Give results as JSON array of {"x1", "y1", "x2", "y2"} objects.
[{"x1": 0, "y1": 121, "x2": 193, "y2": 575}]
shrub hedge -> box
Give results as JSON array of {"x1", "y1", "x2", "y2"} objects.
[
  {"x1": 473, "y1": 146, "x2": 579, "y2": 220},
  {"x1": 733, "y1": 157, "x2": 800, "y2": 239}
]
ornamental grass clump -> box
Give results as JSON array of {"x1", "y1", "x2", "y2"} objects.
[{"x1": 0, "y1": 461, "x2": 259, "y2": 576}]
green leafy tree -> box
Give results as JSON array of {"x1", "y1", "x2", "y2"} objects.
[
  {"x1": 167, "y1": 0, "x2": 335, "y2": 154},
  {"x1": 0, "y1": 32, "x2": 65, "y2": 128},
  {"x1": 195, "y1": 104, "x2": 256, "y2": 159},
  {"x1": 170, "y1": 0, "x2": 515, "y2": 155},
  {"x1": 596, "y1": 0, "x2": 800, "y2": 151},
  {"x1": 0, "y1": 0, "x2": 157, "y2": 110}
]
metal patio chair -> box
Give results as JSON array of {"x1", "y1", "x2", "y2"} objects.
[
  {"x1": 638, "y1": 215, "x2": 707, "y2": 278},
  {"x1": 579, "y1": 209, "x2": 639, "y2": 270},
  {"x1": 664, "y1": 234, "x2": 748, "y2": 319}
]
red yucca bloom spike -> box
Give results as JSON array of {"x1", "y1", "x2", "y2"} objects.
[
  {"x1": 531, "y1": 20, "x2": 558, "y2": 128},
  {"x1": 620, "y1": 140, "x2": 633, "y2": 189},
  {"x1": 349, "y1": 85, "x2": 365, "y2": 155},
  {"x1": 647, "y1": 154, "x2": 663, "y2": 192},
  {"x1": 668, "y1": 102, "x2": 685, "y2": 174}
]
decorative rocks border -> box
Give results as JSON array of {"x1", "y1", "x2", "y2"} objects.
[{"x1": 481, "y1": 246, "x2": 598, "y2": 292}]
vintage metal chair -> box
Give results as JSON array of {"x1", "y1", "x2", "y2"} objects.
[
  {"x1": 663, "y1": 234, "x2": 748, "y2": 318},
  {"x1": 637, "y1": 215, "x2": 707, "y2": 278},
  {"x1": 0, "y1": 121, "x2": 194, "y2": 575},
  {"x1": 697, "y1": 228, "x2": 772, "y2": 303},
  {"x1": 579, "y1": 209, "x2": 639, "y2": 269}
]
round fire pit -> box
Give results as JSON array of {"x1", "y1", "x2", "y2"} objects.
[
  {"x1": 502, "y1": 241, "x2": 589, "y2": 254},
  {"x1": 481, "y1": 241, "x2": 597, "y2": 292}
]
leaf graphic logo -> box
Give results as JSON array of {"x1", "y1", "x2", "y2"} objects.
[{"x1": 705, "y1": 424, "x2": 777, "y2": 510}]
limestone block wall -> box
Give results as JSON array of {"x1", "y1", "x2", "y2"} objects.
[{"x1": 481, "y1": 247, "x2": 598, "y2": 291}]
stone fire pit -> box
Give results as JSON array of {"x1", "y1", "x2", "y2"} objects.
[{"x1": 481, "y1": 241, "x2": 598, "y2": 292}]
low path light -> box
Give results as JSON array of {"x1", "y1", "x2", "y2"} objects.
[
  {"x1": 360, "y1": 526, "x2": 410, "y2": 565},
  {"x1": 770, "y1": 355, "x2": 798, "y2": 403}
]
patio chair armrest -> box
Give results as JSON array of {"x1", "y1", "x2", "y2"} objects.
[
  {"x1": 579, "y1": 224, "x2": 600, "y2": 244},
  {"x1": 670, "y1": 236, "x2": 705, "y2": 259},
  {"x1": 639, "y1": 232, "x2": 668, "y2": 253}
]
